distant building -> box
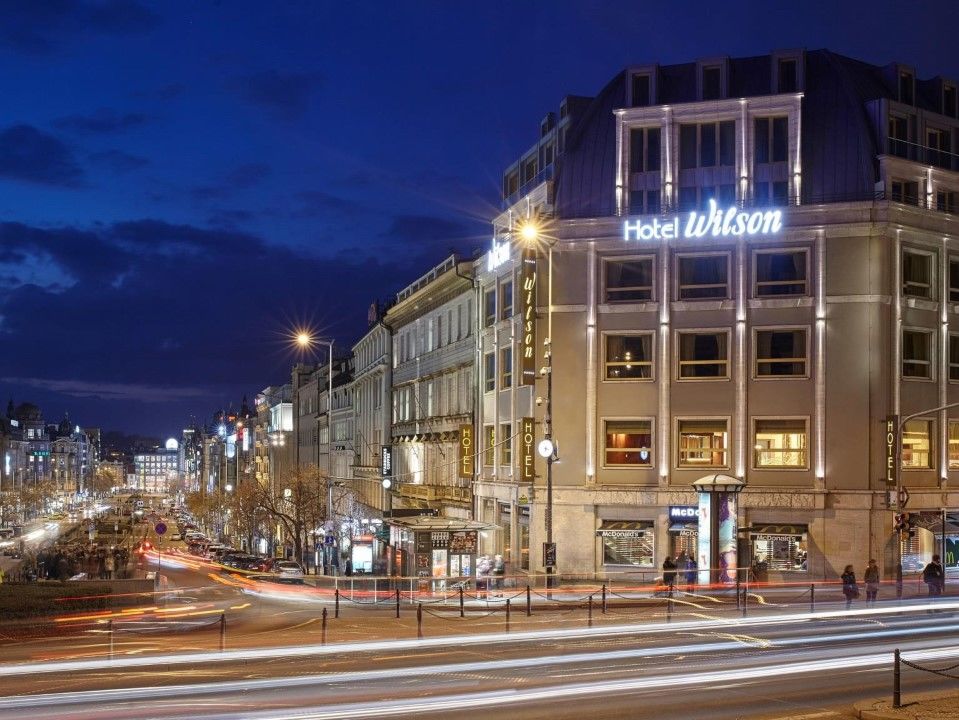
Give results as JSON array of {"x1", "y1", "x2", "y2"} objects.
[{"x1": 134, "y1": 439, "x2": 180, "y2": 493}]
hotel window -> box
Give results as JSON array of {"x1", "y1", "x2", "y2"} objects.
[
  {"x1": 605, "y1": 257, "x2": 653, "y2": 303},
  {"x1": 899, "y1": 70, "x2": 914, "y2": 105},
  {"x1": 753, "y1": 418, "x2": 808, "y2": 468},
  {"x1": 755, "y1": 328, "x2": 807, "y2": 377},
  {"x1": 677, "y1": 253, "x2": 729, "y2": 300},
  {"x1": 944, "y1": 85, "x2": 958, "y2": 119},
  {"x1": 777, "y1": 58, "x2": 798, "y2": 93},
  {"x1": 504, "y1": 172, "x2": 519, "y2": 199},
  {"x1": 484, "y1": 289, "x2": 496, "y2": 327},
  {"x1": 484, "y1": 352, "x2": 495, "y2": 392},
  {"x1": 891, "y1": 179, "x2": 920, "y2": 206},
  {"x1": 484, "y1": 425, "x2": 495, "y2": 466},
  {"x1": 678, "y1": 419, "x2": 728, "y2": 468},
  {"x1": 500, "y1": 347, "x2": 513, "y2": 388},
  {"x1": 702, "y1": 65, "x2": 722, "y2": 100},
  {"x1": 901, "y1": 419, "x2": 932, "y2": 469},
  {"x1": 679, "y1": 121, "x2": 735, "y2": 170},
  {"x1": 678, "y1": 331, "x2": 729, "y2": 379},
  {"x1": 630, "y1": 73, "x2": 651, "y2": 107},
  {"x1": 951, "y1": 335, "x2": 959, "y2": 381},
  {"x1": 605, "y1": 333, "x2": 653, "y2": 380},
  {"x1": 629, "y1": 127, "x2": 661, "y2": 173},
  {"x1": 951, "y1": 259, "x2": 959, "y2": 302},
  {"x1": 902, "y1": 329, "x2": 933, "y2": 379},
  {"x1": 754, "y1": 117, "x2": 789, "y2": 164},
  {"x1": 754, "y1": 180, "x2": 789, "y2": 205},
  {"x1": 937, "y1": 190, "x2": 958, "y2": 213},
  {"x1": 754, "y1": 249, "x2": 808, "y2": 297},
  {"x1": 679, "y1": 184, "x2": 735, "y2": 211},
  {"x1": 926, "y1": 128, "x2": 952, "y2": 169},
  {"x1": 629, "y1": 189, "x2": 661, "y2": 215},
  {"x1": 500, "y1": 423, "x2": 512, "y2": 465},
  {"x1": 906, "y1": 248, "x2": 939, "y2": 298},
  {"x1": 500, "y1": 279, "x2": 513, "y2": 320},
  {"x1": 889, "y1": 117, "x2": 910, "y2": 159},
  {"x1": 949, "y1": 421, "x2": 959, "y2": 469},
  {"x1": 604, "y1": 420, "x2": 653, "y2": 467},
  {"x1": 523, "y1": 156, "x2": 537, "y2": 183}
]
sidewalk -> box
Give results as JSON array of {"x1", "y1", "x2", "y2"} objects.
[{"x1": 854, "y1": 691, "x2": 959, "y2": 719}]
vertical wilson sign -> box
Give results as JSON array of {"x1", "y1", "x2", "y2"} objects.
[
  {"x1": 520, "y1": 417, "x2": 535, "y2": 482},
  {"x1": 458, "y1": 424, "x2": 474, "y2": 479},
  {"x1": 519, "y1": 248, "x2": 537, "y2": 385},
  {"x1": 884, "y1": 415, "x2": 898, "y2": 485}
]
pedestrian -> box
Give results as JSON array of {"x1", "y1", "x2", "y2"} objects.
[
  {"x1": 921, "y1": 554, "x2": 945, "y2": 599},
  {"x1": 685, "y1": 555, "x2": 698, "y2": 593},
  {"x1": 841, "y1": 564, "x2": 859, "y2": 610},
  {"x1": 105, "y1": 552, "x2": 115, "y2": 580},
  {"x1": 662, "y1": 556, "x2": 677, "y2": 597},
  {"x1": 863, "y1": 559, "x2": 880, "y2": 605}
]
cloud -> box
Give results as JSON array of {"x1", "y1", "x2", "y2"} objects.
[
  {"x1": 88, "y1": 149, "x2": 149, "y2": 173},
  {"x1": 0, "y1": 0, "x2": 159, "y2": 55},
  {"x1": 231, "y1": 70, "x2": 323, "y2": 120},
  {"x1": 0, "y1": 125, "x2": 84, "y2": 187},
  {"x1": 190, "y1": 163, "x2": 272, "y2": 202},
  {"x1": 2, "y1": 377, "x2": 210, "y2": 403},
  {"x1": 54, "y1": 109, "x2": 150, "y2": 134}
]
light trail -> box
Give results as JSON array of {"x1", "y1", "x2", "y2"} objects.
[{"x1": 0, "y1": 600, "x2": 956, "y2": 678}]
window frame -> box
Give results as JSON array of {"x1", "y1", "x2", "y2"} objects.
[
  {"x1": 901, "y1": 417, "x2": 934, "y2": 470},
  {"x1": 950, "y1": 333, "x2": 959, "y2": 382},
  {"x1": 751, "y1": 416, "x2": 810, "y2": 470},
  {"x1": 901, "y1": 246, "x2": 936, "y2": 300},
  {"x1": 753, "y1": 326, "x2": 810, "y2": 380},
  {"x1": 752, "y1": 247, "x2": 809, "y2": 298},
  {"x1": 602, "y1": 331, "x2": 655, "y2": 382},
  {"x1": 483, "y1": 351, "x2": 495, "y2": 393},
  {"x1": 483, "y1": 288, "x2": 496, "y2": 327},
  {"x1": 948, "y1": 256, "x2": 959, "y2": 303},
  {"x1": 948, "y1": 419, "x2": 959, "y2": 469},
  {"x1": 602, "y1": 417, "x2": 655, "y2": 469},
  {"x1": 676, "y1": 417, "x2": 730, "y2": 469},
  {"x1": 500, "y1": 422, "x2": 512, "y2": 466},
  {"x1": 675, "y1": 251, "x2": 731, "y2": 301},
  {"x1": 499, "y1": 346, "x2": 513, "y2": 388},
  {"x1": 901, "y1": 327, "x2": 935, "y2": 381},
  {"x1": 676, "y1": 328, "x2": 731, "y2": 381},
  {"x1": 603, "y1": 254, "x2": 655, "y2": 304},
  {"x1": 484, "y1": 425, "x2": 495, "y2": 467},
  {"x1": 499, "y1": 278, "x2": 514, "y2": 320}
]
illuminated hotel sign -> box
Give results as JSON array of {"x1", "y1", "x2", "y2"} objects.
[
  {"x1": 520, "y1": 417, "x2": 535, "y2": 481},
  {"x1": 624, "y1": 200, "x2": 783, "y2": 241},
  {"x1": 458, "y1": 425, "x2": 474, "y2": 479},
  {"x1": 519, "y1": 249, "x2": 537, "y2": 385},
  {"x1": 487, "y1": 235, "x2": 511, "y2": 271}
]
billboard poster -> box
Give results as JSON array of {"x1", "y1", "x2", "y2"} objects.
[{"x1": 717, "y1": 491, "x2": 737, "y2": 584}]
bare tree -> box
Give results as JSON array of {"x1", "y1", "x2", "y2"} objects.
[
  {"x1": 91, "y1": 465, "x2": 122, "y2": 496},
  {"x1": 226, "y1": 481, "x2": 264, "y2": 553},
  {"x1": 252, "y1": 465, "x2": 327, "y2": 565}
]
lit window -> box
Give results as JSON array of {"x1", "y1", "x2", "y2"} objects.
[
  {"x1": 902, "y1": 330, "x2": 933, "y2": 379},
  {"x1": 753, "y1": 418, "x2": 808, "y2": 468},
  {"x1": 902, "y1": 249, "x2": 934, "y2": 299},
  {"x1": 678, "y1": 419, "x2": 728, "y2": 467},
  {"x1": 901, "y1": 419, "x2": 933, "y2": 469},
  {"x1": 755, "y1": 329, "x2": 807, "y2": 377},
  {"x1": 678, "y1": 331, "x2": 728, "y2": 379},
  {"x1": 948, "y1": 421, "x2": 959, "y2": 469},
  {"x1": 605, "y1": 334, "x2": 653, "y2": 380},
  {"x1": 500, "y1": 423, "x2": 511, "y2": 465},
  {"x1": 484, "y1": 425, "x2": 495, "y2": 466},
  {"x1": 604, "y1": 420, "x2": 653, "y2": 467}
]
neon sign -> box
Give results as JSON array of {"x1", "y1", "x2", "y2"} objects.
[
  {"x1": 624, "y1": 200, "x2": 783, "y2": 241},
  {"x1": 487, "y1": 236, "x2": 511, "y2": 271}
]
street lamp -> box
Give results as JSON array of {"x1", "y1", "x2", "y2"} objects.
[{"x1": 293, "y1": 330, "x2": 334, "y2": 474}]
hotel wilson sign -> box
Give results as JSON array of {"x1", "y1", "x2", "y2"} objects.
[{"x1": 519, "y1": 248, "x2": 537, "y2": 386}]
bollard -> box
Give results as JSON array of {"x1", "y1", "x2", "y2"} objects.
[
  {"x1": 335, "y1": 589, "x2": 340, "y2": 619},
  {"x1": 322, "y1": 607, "x2": 327, "y2": 645},
  {"x1": 219, "y1": 612, "x2": 226, "y2": 652},
  {"x1": 602, "y1": 583, "x2": 607, "y2": 614},
  {"x1": 893, "y1": 648, "x2": 901, "y2": 708},
  {"x1": 108, "y1": 618, "x2": 114, "y2": 660},
  {"x1": 506, "y1": 598, "x2": 511, "y2": 633},
  {"x1": 395, "y1": 588, "x2": 400, "y2": 619},
  {"x1": 810, "y1": 583, "x2": 815, "y2": 614},
  {"x1": 588, "y1": 594, "x2": 593, "y2": 628},
  {"x1": 526, "y1": 585, "x2": 532, "y2": 617},
  {"x1": 459, "y1": 586, "x2": 465, "y2": 618},
  {"x1": 417, "y1": 603, "x2": 423, "y2": 639}
]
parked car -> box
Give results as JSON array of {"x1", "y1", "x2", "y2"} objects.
[
  {"x1": 169, "y1": 532, "x2": 182, "y2": 541},
  {"x1": 271, "y1": 560, "x2": 305, "y2": 581}
]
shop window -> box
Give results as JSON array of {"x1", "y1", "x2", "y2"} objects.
[
  {"x1": 604, "y1": 420, "x2": 653, "y2": 467},
  {"x1": 484, "y1": 425, "x2": 495, "y2": 466},
  {"x1": 605, "y1": 257, "x2": 653, "y2": 303},
  {"x1": 902, "y1": 329, "x2": 933, "y2": 379},
  {"x1": 499, "y1": 279, "x2": 513, "y2": 320},
  {"x1": 677, "y1": 419, "x2": 728, "y2": 467},
  {"x1": 949, "y1": 421, "x2": 959, "y2": 469},
  {"x1": 755, "y1": 328, "x2": 807, "y2": 377},
  {"x1": 605, "y1": 333, "x2": 653, "y2": 380},
  {"x1": 754, "y1": 249, "x2": 807, "y2": 297},
  {"x1": 500, "y1": 423, "x2": 512, "y2": 465},
  {"x1": 902, "y1": 419, "x2": 933, "y2": 469},
  {"x1": 497, "y1": 503, "x2": 511, "y2": 564},
  {"x1": 484, "y1": 289, "x2": 496, "y2": 327},
  {"x1": 750, "y1": 526, "x2": 808, "y2": 572},
  {"x1": 902, "y1": 249, "x2": 934, "y2": 299},
  {"x1": 599, "y1": 521, "x2": 654, "y2": 567},
  {"x1": 677, "y1": 253, "x2": 729, "y2": 300},
  {"x1": 754, "y1": 117, "x2": 789, "y2": 164},
  {"x1": 500, "y1": 347, "x2": 513, "y2": 388},
  {"x1": 629, "y1": 126, "x2": 661, "y2": 173},
  {"x1": 678, "y1": 331, "x2": 729, "y2": 379},
  {"x1": 951, "y1": 335, "x2": 959, "y2": 381},
  {"x1": 519, "y1": 507, "x2": 530, "y2": 570},
  {"x1": 753, "y1": 418, "x2": 808, "y2": 468},
  {"x1": 484, "y1": 352, "x2": 495, "y2": 392}
]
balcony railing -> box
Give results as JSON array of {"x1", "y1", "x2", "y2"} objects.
[
  {"x1": 502, "y1": 165, "x2": 554, "y2": 209},
  {"x1": 887, "y1": 136, "x2": 959, "y2": 171}
]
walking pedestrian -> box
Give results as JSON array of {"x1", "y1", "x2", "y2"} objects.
[
  {"x1": 922, "y1": 554, "x2": 945, "y2": 599},
  {"x1": 662, "y1": 556, "x2": 677, "y2": 597},
  {"x1": 841, "y1": 564, "x2": 859, "y2": 610},
  {"x1": 863, "y1": 559, "x2": 880, "y2": 605},
  {"x1": 685, "y1": 555, "x2": 698, "y2": 593}
]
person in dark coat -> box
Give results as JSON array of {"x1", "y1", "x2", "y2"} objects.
[
  {"x1": 662, "y1": 556, "x2": 677, "y2": 596},
  {"x1": 922, "y1": 554, "x2": 945, "y2": 598},
  {"x1": 863, "y1": 559, "x2": 880, "y2": 605},
  {"x1": 841, "y1": 565, "x2": 858, "y2": 609}
]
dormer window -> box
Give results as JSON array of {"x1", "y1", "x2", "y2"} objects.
[
  {"x1": 702, "y1": 66, "x2": 722, "y2": 100},
  {"x1": 777, "y1": 59, "x2": 798, "y2": 93},
  {"x1": 944, "y1": 85, "x2": 957, "y2": 118},
  {"x1": 631, "y1": 73, "x2": 651, "y2": 107},
  {"x1": 899, "y1": 70, "x2": 915, "y2": 105}
]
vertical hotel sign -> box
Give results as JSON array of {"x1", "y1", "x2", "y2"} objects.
[
  {"x1": 884, "y1": 415, "x2": 899, "y2": 485},
  {"x1": 520, "y1": 417, "x2": 535, "y2": 482},
  {"x1": 520, "y1": 248, "x2": 537, "y2": 385},
  {"x1": 458, "y1": 424, "x2": 474, "y2": 479}
]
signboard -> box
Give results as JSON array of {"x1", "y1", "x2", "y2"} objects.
[
  {"x1": 623, "y1": 200, "x2": 783, "y2": 241},
  {"x1": 458, "y1": 425, "x2": 474, "y2": 479},
  {"x1": 154, "y1": 522, "x2": 167, "y2": 536},
  {"x1": 381, "y1": 445, "x2": 393, "y2": 477},
  {"x1": 669, "y1": 506, "x2": 699, "y2": 521},
  {"x1": 885, "y1": 416, "x2": 899, "y2": 486},
  {"x1": 519, "y1": 417, "x2": 535, "y2": 481},
  {"x1": 519, "y1": 248, "x2": 537, "y2": 386},
  {"x1": 543, "y1": 542, "x2": 556, "y2": 569},
  {"x1": 415, "y1": 532, "x2": 432, "y2": 555},
  {"x1": 449, "y1": 531, "x2": 477, "y2": 554},
  {"x1": 487, "y1": 236, "x2": 510, "y2": 271}
]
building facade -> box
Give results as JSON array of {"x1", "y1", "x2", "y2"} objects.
[{"x1": 134, "y1": 440, "x2": 180, "y2": 493}]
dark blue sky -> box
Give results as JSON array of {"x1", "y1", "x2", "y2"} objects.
[{"x1": 0, "y1": 0, "x2": 956, "y2": 437}]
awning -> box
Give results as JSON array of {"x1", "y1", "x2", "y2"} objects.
[
  {"x1": 750, "y1": 524, "x2": 807, "y2": 539},
  {"x1": 597, "y1": 520, "x2": 653, "y2": 537},
  {"x1": 669, "y1": 523, "x2": 698, "y2": 533}
]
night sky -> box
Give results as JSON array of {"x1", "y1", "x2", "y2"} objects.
[{"x1": 0, "y1": 1, "x2": 956, "y2": 437}]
